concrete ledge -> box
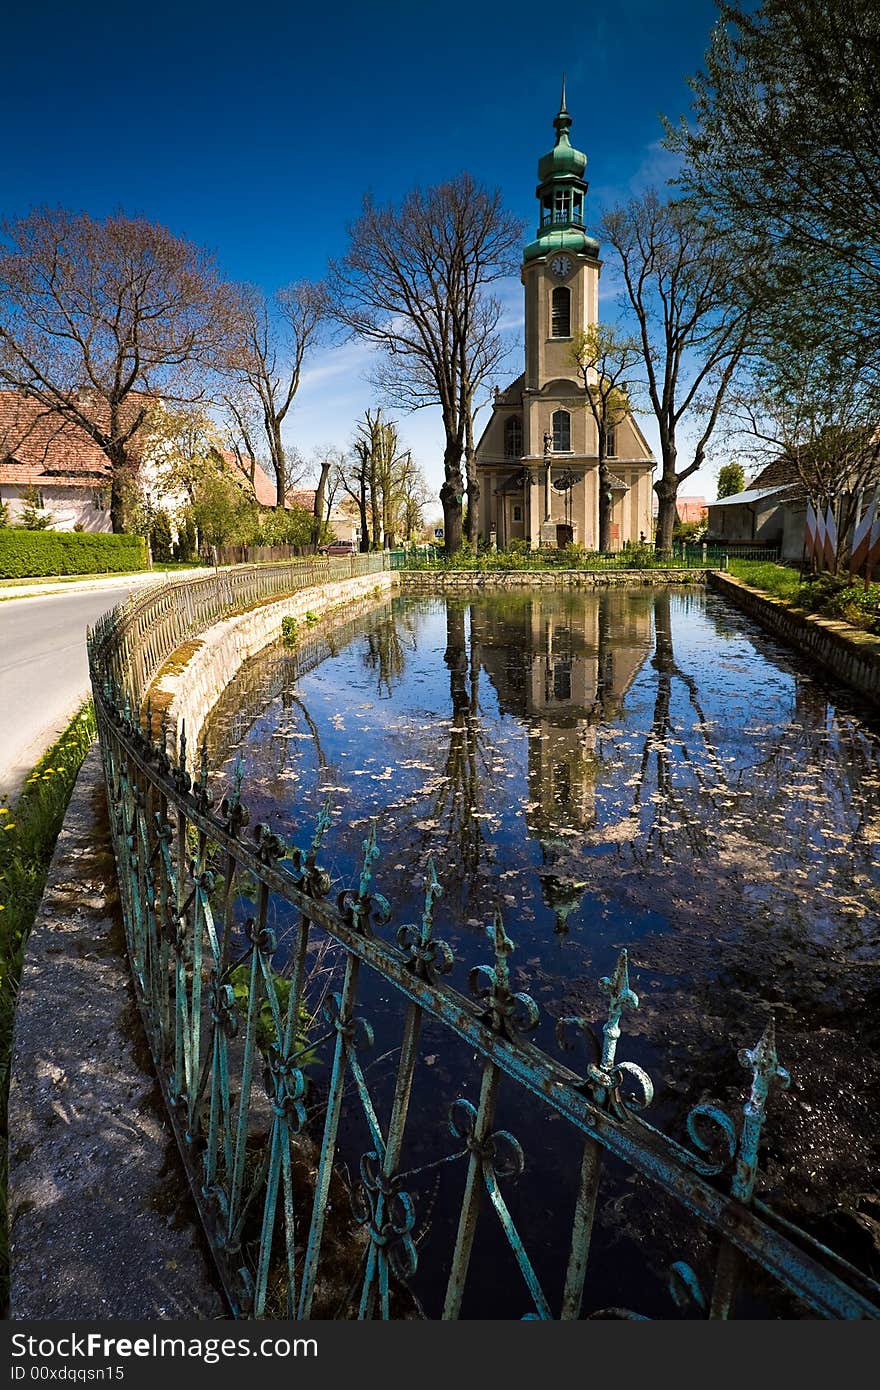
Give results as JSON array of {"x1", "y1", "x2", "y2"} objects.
[
  {"x1": 709, "y1": 571, "x2": 880, "y2": 705},
  {"x1": 398, "y1": 568, "x2": 710, "y2": 592},
  {"x1": 8, "y1": 746, "x2": 223, "y2": 1318}
]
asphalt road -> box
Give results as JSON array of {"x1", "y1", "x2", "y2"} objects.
[{"x1": 0, "y1": 582, "x2": 151, "y2": 804}]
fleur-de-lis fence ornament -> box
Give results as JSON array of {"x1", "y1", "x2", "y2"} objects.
[
  {"x1": 195, "y1": 741, "x2": 214, "y2": 815},
  {"x1": 173, "y1": 721, "x2": 192, "y2": 795},
  {"x1": 351, "y1": 1150, "x2": 418, "y2": 1283},
  {"x1": 337, "y1": 820, "x2": 391, "y2": 936},
  {"x1": 397, "y1": 861, "x2": 454, "y2": 983},
  {"x1": 556, "y1": 949, "x2": 653, "y2": 1114},
  {"x1": 290, "y1": 798, "x2": 332, "y2": 898},
  {"x1": 220, "y1": 758, "x2": 249, "y2": 838},
  {"x1": 668, "y1": 1016, "x2": 790, "y2": 1318},
  {"x1": 469, "y1": 911, "x2": 539, "y2": 1040}
]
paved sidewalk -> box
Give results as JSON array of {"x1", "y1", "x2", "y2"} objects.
[{"x1": 0, "y1": 565, "x2": 217, "y2": 602}]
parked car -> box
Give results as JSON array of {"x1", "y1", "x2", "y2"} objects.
[{"x1": 321, "y1": 540, "x2": 357, "y2": 556}]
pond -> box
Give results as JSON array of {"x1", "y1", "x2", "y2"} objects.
[{"x1": 202, "y1": 587, "x2": 880, "y2": 1316}]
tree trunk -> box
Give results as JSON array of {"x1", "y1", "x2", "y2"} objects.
[
  {"x1": 273, "y1": 423, "x2": 287, "y2": 508},
  {"x1": 109, "y1": 450, "x2": 127, "y2": 534},
  {"x1": 464, "y1": 412, "x2": 479, "y2": 548},
  {"x1": 313, "y1": 458, "x2": 330, "y2": 547},
  {"x1": 441, "y1": 443, "x2": 465, "y2": 556},
  {"x1": 654, "y1": 444, "x2": 678, "y2": 555},
  {"x1": 358, "y1": 474, "x2": 369, "y2": 552},
  {"x1": 597, "y1": 457, "x2": 612, "y2": 553}
]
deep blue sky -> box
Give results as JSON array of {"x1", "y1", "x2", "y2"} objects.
[{"x1": 3, "y1": 0, "x2": 723, "y2": 500}]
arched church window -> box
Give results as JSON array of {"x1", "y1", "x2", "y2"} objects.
[
  {"x1": 552, "y1": 410, "x2": 571, "y2": 452},
  {"x1": 606, "y1": 425, "x2": 617, "y2": 457},
  {"x1": 504, "y1": 415, "x2": 523, "y2": 457},
  {"x1": 551, "y1": 287, "x2": 570, "y2": 338}
]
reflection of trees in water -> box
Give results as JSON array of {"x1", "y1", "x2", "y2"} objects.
[
  {"x1": 429, "y1": 603, "x2": 494, "y2": 889},
  {"x1": 360, "y1": 608, "x2": 419, "y2": 697},
  {"x1": 621, "y1": 592, "x2": 728, "y2": 862}
]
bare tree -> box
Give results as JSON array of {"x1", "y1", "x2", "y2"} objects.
[
  {"x1": 729, "y1": 330, "x2": 880, "y2": 566},
  {"x1": 569, "y1": 325, "x2": 643, "y2": 551},
  {"x1": 336, "y1": 409, "x2": 412, "y2": 550},
  {"x1": 0, "y1": 209, "x2": 233, "y2": 531},
  {"x1": 225, "y1": 282, "x2": 324, "y2": 508},
  {"x1": 327, "y1": 176, "x2": 522, "y2": 554},
  {"x1": 601, "y1": 192, "x2": 752, "y2": 553}
]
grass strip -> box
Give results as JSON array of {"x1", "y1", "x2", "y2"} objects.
[
  {"x1": 729, "y1": 560, "x2": 880, "y2": 634},
  {"x1": 0, "y1": 702, "x2": 97, "y2": 1312}
]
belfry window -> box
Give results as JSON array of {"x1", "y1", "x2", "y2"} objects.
[
  {"x1": 554, "y1": 189, "x2": 571, "y2": 223},
  {"x1": 571, "y1": 191, "x2": 584, "y2": 225},
  {"x1": 552, "y1": 409, "x2": 571, "y2": 452},
  {"x1": 551, "y1": 286, "x2": 571, "y2": 338},
  {"x1": 504, "y1": 415, "x2": 523, "y2": 457}
]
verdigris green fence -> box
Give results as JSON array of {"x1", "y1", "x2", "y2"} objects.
[{"x1": 87, "y1": 562, "x2": 878, "y2": 1320}]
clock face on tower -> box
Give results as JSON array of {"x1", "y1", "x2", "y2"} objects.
[{"x1": 550, "y1": 254, "x2": 572, "y2": 278}]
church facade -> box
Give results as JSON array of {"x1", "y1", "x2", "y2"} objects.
[{"x1": 475, "y1": 89, "x2": 655, "y2": 551}]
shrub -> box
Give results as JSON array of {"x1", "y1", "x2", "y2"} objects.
[
  {"x1": 19, "y1": 486, "x2": 53, "y2": 531},
  {"x1": 149, "y1": 508, "x2": 174, "y2": 563},
  {"x1": 281, "y1": 615, "x2": 298, "y2": 645},
  {"x1": 174, "y1": 513, "x2": 197, "y2": 562},
  {"x1": 0, "y1": 528, "x2": 147, "y2": 578}
]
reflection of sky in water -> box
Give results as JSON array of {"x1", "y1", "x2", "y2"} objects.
[{"x1": 203, "y1": 588, "x2": 880, "y2": 1314}]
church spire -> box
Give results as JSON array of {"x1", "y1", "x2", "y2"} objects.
[{"x1": 523, "y1": 84, "x2": 598, "y2": 261}]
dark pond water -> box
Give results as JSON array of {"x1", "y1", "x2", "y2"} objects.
[{"x1": 203, "y1": 588, "x2": 880, "y2": 1317}]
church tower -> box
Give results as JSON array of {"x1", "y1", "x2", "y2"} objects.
[
  {"x1": 522, "y1": 77, "x2": 600, "y2": 409},
  {"x1": 475, "y1": 85, "x2": 654, "y2": 552}
]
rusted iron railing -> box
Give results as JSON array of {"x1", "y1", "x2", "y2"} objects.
[{"x1": 87, "y1": 564, "x2": 880, "y2": 1320}]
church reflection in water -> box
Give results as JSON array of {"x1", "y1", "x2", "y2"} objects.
[{"x1": 446, "y1": 591, "x2": 653, "y2": 931}]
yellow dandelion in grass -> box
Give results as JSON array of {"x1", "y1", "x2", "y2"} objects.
[
  {"x1": 3, "y1": 823, "x2": 16, "y2": 831},
  {"x1": 0, "y1": 808, "x2": 9, "y2": 815}
]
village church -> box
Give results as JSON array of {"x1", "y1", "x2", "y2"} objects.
[{"x1": 476, "y1": 87, "x2": 654, "y2": 550}]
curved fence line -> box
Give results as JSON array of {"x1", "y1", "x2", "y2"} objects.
[{"x1": 86, "y1": 563, "x2": 880, "y2": 1321}]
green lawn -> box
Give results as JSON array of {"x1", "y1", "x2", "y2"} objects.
[
  {"x1": 728, "y1": 559, "x2": 803, "y2": 600},
  {"x1": 729, "y1": 559, "x2": 880, "y2": 635}
]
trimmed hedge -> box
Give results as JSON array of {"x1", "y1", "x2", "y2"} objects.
[{"x1": 0, "y1": 529, "x2": 148, "y2": 579}]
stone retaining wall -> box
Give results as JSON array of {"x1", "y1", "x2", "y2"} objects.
[
  {"x1": 151, "y1": 571, "x2": 399, "y2": 765},
  {"x1": 709, "y1": 571, "x2": 880, "y2": 706},
  {"x1": 398, "y1": 568, "x2": 710, "y2": 593}
]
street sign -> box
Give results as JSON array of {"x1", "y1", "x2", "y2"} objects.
[{"x1": 434, "y1": 527, "x2": 444, "y2": 539}]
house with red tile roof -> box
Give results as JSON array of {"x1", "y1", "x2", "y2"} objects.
[{"x1": 0, "y1": 390, "x2": 117, "y2": 530}]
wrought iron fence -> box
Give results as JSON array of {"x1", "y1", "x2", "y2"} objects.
[{"x1": 87, "y1": 564, "x2": 880, "y2": 1320}]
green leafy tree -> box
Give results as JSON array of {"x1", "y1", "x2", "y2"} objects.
[
  {"x1": 191, "y1": 474, "x2": 257, "y2": 551},
  {"x1": 667, "y1": 0, "x2": 880, "y2": 372},
  {"x1": 717, "y1": 462, "x2": 745, "y2": 498},
  {"x1": 173, "y1": 512, "x2": 198, "y2": 561}
]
